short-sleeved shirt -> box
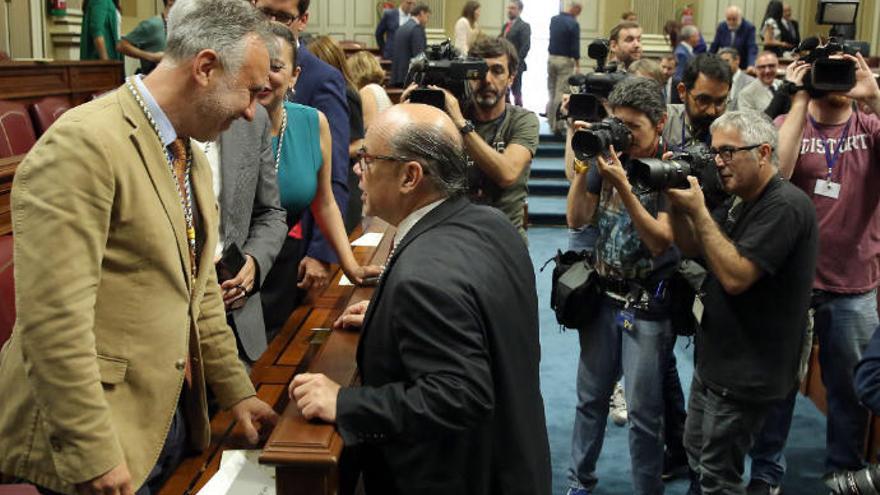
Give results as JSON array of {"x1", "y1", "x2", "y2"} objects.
[
  {"x1": 121, "y1": 15, "x2": 166, "y2": 74},
  {"x1": 469, "y1": 104, "x2": 539, "y2": 238},
  {"x1": 698, "y1": 177, "x2": 817, "y2": 403},
  {"x1": 777, "y1": 109, "x2": 880, "y2": 293}
]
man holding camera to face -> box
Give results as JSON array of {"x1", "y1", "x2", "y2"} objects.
[
  {"x1": 565, "y1": 76, "x2": 678, "y2": 495},
  {"x1": 407, "y1": 37, "x2": 538, "y2": 240},
  {"x1": 760, "y1": 50, "x2": 880, "y2": 490},
  {"x1": 666, "y1": 111, "x2": 818, "y2": 495}
]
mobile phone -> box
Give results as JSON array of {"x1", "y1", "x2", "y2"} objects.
[{"x1": 216, "y1": 242, "x2": 247, "y2": 282}]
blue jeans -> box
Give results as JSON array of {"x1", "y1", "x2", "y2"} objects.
[
  {"x1": 568, "y1": 226, "x2": 598, "y2": 253},
  {"x1": 568, "y1": 297, "x2": 673, "y2": 494},
  {"x1": 816, "y1": 289, "x2": 878, "y2": 472},
  {"x1": 748, "y1": 389, "x2": 797, "y2": 486}
]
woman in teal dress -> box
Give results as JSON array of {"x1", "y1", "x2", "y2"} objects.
[
  {"x1": 260, "y1": 23, "x2": 380, "y2": 333},
  {"x1": 80, "y1": 0, "x2": 122, "y2": 60}
]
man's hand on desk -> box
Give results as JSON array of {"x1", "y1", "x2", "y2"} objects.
[
  {"x1": 290, "y1": 373, "x2": 340, "y2": 423},
  {"x1": 297, "y1": 256, "x2": 331, "y2": 290},
  {"x1": 333, "y1": 300, "x2": 370, "y2": 330},
  {"x1": 75, "y1": 463, "x2": 133, "y2": 495},
  {"x1": 220, "y1": 255, "x2": 257, "y2": 310},
  {"x1": 230, "y1": 396, "x2": 279, "y2": 445}
]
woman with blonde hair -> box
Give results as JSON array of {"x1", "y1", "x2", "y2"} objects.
[
  {"x1": 454, "y1": 1, "x2": 481, "y2": 53},
  {"x1": 346, "y1": 50, "x2": 393, "y2": 130}
]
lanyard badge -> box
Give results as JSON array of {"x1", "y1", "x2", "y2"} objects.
[{"x1": 809, "y1": 114, "x2": 852, "y2": 200}]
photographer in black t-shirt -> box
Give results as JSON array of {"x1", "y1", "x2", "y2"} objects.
[{"x1": 665, "y1": 110, "x2": 818, "y2": 494}]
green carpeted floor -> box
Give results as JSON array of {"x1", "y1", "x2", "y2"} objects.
[{"x1": 527, "y1": 226, "x2": 829, "y2": 494}]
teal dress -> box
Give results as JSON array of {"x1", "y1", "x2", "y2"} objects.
[
  {"x1": 273, "y1": 101, "x2": 322, "y2": 216},
  {"x1": 80, "y1": 0, "x2": 122, "y2": 61}
]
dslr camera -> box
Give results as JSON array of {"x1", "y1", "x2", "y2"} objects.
[
  {"x1": 570, "y1": 116, "x2": 632, "y2": 161},
  {"x1": 828, "y1": 464, "x2": 880, "y2": 495},
  {"x1": 406, "y1": 40, "x2": 488, "y2": 109},
  {"x1": 566, "y1": 38, "x2": 629, "y2": 122},
  {"x1": 796, "y1": 36, "x2": 860, "y2": 93},
  {"x1": 630, "y1": 147, "x2": 717, "y2": 192}
]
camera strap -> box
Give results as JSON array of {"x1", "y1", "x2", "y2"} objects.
[{"x1": 808, "y1": 112, "x2": 853, "y2": 181}]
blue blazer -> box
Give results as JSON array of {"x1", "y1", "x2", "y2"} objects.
[
  {"x1": 674, "y1": 44, "x2": 694, "y2": 81},
  {"x1": 375, "y1": 8, "x2": 400, "y2": 59},
  {"x1": 709, "y1": 19, "x2": 758, "y2": 69},
  {"x1": 293, "y1": 45, "x2": 351, "y2": 264}
]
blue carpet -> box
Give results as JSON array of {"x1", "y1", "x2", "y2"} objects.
[{"x1": 526, "y1": 227, "x2": 828, "y2": 494}]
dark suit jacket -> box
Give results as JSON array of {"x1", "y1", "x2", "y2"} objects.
[
  {"x1": 292, "y1": 44, "x2": 350, "y2": 264},
  {"x1": 375, "y1": 8, "x2": 401, "y2": 59},
  {"x1": 336, "y1": 196, "x2": 552, "y2": 495},
  {"x1": 674, "y1": 43, "x2": 694, "y2": 81},
  {"x1": 709, "y1": 19, "x2": 758, "y2": 69},
  {"x1": 217, "y1": 106, "x2": 287, "y2": 361},
  {"x1": 391, "y1": 19, "x2": 425, "y2": 87},
  {"x1": 781, "y1": 18, "x2": 800, "y2": 48},
  {"x1": 501, "y1": 17, "x2": 531, "y2": 72}
]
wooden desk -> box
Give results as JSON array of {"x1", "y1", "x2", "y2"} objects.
[
  {"x1": 160, "y1": 221, "x2": 393, "y2": 495},
  {"x1": 0, "y1": 60, "x2": 123, "y2": 107}
]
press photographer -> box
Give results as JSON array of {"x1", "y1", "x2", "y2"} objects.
[
  {"x1": 564, "y1": 76, "x2": 679, "y2": 495},
  {"x1": 404, "y1": 36, "x2": 538, "y2": 239},
  {"x1": 770, "y1": 47, "x2": 880, "y2": 490},
  {"x1": 666, "y1": 110, "x2": 818, "y2": 494}
]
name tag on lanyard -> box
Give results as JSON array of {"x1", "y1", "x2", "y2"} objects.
[
  {"x1": 814, "y1": 179, "x2": 841, "y2": 199},
  {"x1": 809, "y1": 114, "x2": 853, "y2": 201}
]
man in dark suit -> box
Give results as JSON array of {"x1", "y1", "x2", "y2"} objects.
[
  {"x1": 675, "y1": 24, "x2": 699, "y2": 81},
  {"x1": 290, "y1": 103, "x2": 552, "y2": 495},
  {"x1": 781, "y1": 3, "x2": 800, "y2": 49},
  {"x1": 198, "y1": 105, "x2": 288, "y2": 363},
  {"x1": 375, "y1": 0, "x2": 415, "y2": 60},
  {"x1": 391, "y1": 3, "x2": 430, "y2": 88},
  {"x1": 709, "y1": 5, "x2": 758, "y2": 70},
  {"x1": 255, "y1": 0, "x2": 352, "y2": 333},
  {"x1": 501, "y1": 0, "x2": 531, "y2": 106}
]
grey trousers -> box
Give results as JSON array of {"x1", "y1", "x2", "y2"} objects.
[
  {"x1": 684, "y1": 375, "x2": 772, "y2": 495},
  {"x1": 547, "y1": 55, "x2": 575, "y2": 134}
]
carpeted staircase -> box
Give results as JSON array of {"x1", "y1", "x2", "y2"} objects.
[{"x1": 528, "y1": 125, "x2": 568, "y2": 227}]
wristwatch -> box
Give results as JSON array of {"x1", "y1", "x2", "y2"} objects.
[
  {"x1": 458, "y1": 120, "x2": 475, "y2": 135},
  {"x1": 779, "y1": 80, "x2": 805, "y2": 96}
]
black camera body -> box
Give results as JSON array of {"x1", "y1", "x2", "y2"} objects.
[
  {"x1": 570, "y1": 116, "x2": 632, "y2": 161},
  {"x1": 630, "y1": 149, "x2": 716, "y2": 192},
  {"x1": 567, "y1": 39, "x2": 629, "y2": 122},
  {"x1": 406, "y1": 40, "x2": 488, "y2": 109},
  {"x1": 797, "y1": 37, "x2": 859, "y2": 94}
]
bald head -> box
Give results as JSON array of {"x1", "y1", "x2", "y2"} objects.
[
  {"x1": 725, "y1": 5, "x2": 742, "y2": 30},
  {"x1": 373, "y1": 103, "x2": 461, "y2": 148}
]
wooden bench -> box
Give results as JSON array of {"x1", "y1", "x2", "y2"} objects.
[
  {"x1": 0, "y1": 60, "x2": 123, "y2": 108},
  {"x1": 159, "y1": 221, "x2": 394, "y2": 495}
]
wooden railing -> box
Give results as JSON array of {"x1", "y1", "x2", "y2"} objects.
[
  {"x1": 159, "y1": 221, "x2": 394, "y2": 495},
  {"x1": 0, "y1": 60, "x2": 123, "y2": 107}
]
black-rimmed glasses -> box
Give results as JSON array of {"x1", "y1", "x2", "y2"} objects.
[
  {"x1": 258, "y1": 7, "x2": 299, "y2": 26},
  {"x1": 709, "y1": 143, "x2": 763, "y2": 162},
  {"x1": 355, "y1": 147, "x2": 413, "y2": 173}
]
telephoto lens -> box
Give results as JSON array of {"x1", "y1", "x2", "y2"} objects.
[
  {"x1": 630, "y1": 158, "x2": 694, "y2": 191},
  {"x1": 829, "y1": 465, "x2": 880, "y2": 495},
  {"x1": 570, "y1": 117, "x2": 632, "y2": 161}
]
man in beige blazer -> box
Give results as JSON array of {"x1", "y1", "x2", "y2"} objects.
[{"x1": 0, "y1": 0, "x2": 278, "y2": 493}]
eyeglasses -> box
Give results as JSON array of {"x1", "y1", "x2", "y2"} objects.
[
  {"x1": 356, "y1": 147, "x2": 413, "y2": 174},
  {"x1": 258, "y1": 7, "x2": 299, "y2": 26},
  {"x1": 709, "y1": 143, "x2": 763, "y2": 162},
  {"x1": 687, "y1": 91, "x2": 728, "y2": 111}
]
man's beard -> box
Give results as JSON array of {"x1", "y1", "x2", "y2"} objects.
[
  {"x1": 194, "y1": 80, "x2": 235, "y2": 141},
  {"x1": 686, "y1": 107, "x2": 717, "y2": 137},
  {"x1": 474, "y1": 85, "x2": 501, "y2": 108},
  {"x1": 507, "y1": 11, "x2": 516, "y2": 20}
]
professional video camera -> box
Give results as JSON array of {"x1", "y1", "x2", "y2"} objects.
[
  {"x1": 796, "y1": 36, "x2": 859, "y2": 93},
  {"x1": 406, "y1": 40, "x2": 488, "y2": 109},
  {"x1": 570, "y1": 117, "x2": 632, "y2": 161},
  {"x1": 566, "y1": 39, "x2": 628, "y2": 122},
  {"x1": 828, "y1": 464, "x2": 880, "y2": 495},
  {"x1": 630, "y1": 148, "x2": 717, "y2": 192}
]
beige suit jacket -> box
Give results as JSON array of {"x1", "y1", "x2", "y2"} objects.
[{"x1": 0, "y1": 86, "x2": 256, "y2": 493}]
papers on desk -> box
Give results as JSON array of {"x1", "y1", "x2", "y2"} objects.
[
  {"x1": 338, "y1": 274, "x2": 354, "y2": 286},
  {"x1": 198, "y1": 450, "x2": 275, "y2": 495},
  {"x1": 351, "y1": 232, "x2": 383, "y2": 247}
]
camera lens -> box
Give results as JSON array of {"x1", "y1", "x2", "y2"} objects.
[
  {"x1": 571, "y1": 130, "x2": 607, "y2": 161},
  {"x1": 631, "y1": 158, "x2": 693, "y2": 191}
]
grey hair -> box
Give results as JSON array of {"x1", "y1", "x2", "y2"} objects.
[
  {"x1": 717, "y1": 47, "x2": 740, "y2": 60},
  {"x1": 607, "y1": 76, "x2": 667, "y2": 126},
  {"x1": 680, "y1": 25, "x2": 699, "y2": 41},
  {"x1": 165, "y1": 0, "x2": 272, "y2": 74},
  {"x1": 387, "y1": 123, "x2": 468, "y2": 197},
  {"x1": 710, "y1": 111, "x2": 779, "y2": 166}
]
